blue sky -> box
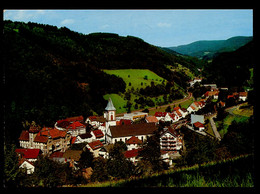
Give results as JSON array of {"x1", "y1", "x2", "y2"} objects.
[{"x1": 4, "y1": 9, "x2": 253, "y2": 47}]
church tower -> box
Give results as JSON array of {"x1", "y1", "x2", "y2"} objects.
[{"x1": 104, "y1": 97, "x2": 116, "y2": 126}]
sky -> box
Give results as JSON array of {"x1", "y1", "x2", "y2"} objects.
[{"x1": 3, "y1": 9, "x2": 253, "y2": 47}]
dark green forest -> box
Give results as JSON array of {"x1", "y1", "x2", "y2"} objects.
[
  {"x1": 3, "y1": 20, "x2": 254, "y2": 144},
  {"x1": 3, "y1": 20, "x2": 195, "y2": 143},
  {"x1": 203, "y1": 41, "x2": 254, "y2": 87}
]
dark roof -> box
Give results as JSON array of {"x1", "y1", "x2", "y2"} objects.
[
  {"x1": 63, "y1": 150, "x2": 82, "y2": 161},
  {"x1": 109, "y1": 123, "x2": 157, "y2": 138}
]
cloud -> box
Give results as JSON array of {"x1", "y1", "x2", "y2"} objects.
[
  {"x1": 157, "y1": 22, "x2": 171, "y2": 28},
  {"x1": 60, "y1": 19, "x2": 75, "y2": 26}
]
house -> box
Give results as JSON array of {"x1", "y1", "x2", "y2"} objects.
[
  {"x1": 106, "y1": 123, "x2": 157, "y2": 144},
  {"x1": 18, "y1": 159, "x2": 35, "y2": 174},
  {"x1": 49, "y1": 151, "x2": 65, "y2": 163},
  {"x1": 85, "y1": 116, "x2": 106, "y2": 128},
  {"x1": 19, "y1": 126, "x2": 71, "y2": 155},
  {"x1": 65, "y1": 121, "x2": 86, "y2": 137},
  {"x1": 74, "y1": 132, "x2": 92, "y2": 144},
  {"x1": 91, "y1": 129, "x2": 105, "y2": 142},
  {"x1": 203, "y1": 84, "x2": 217, "y2": 90},
  {"x1": 87, "y1": 140, "x2": 104, "y2": 157},
  {"x1": 193, "y1": 122, "x2": 205, "y2": 131},
  {"x1": 123, "y1": 112, "x2": 148, "y2": 121},
  {"x1": 204, "y1": 91, "x2": 219, "y2": 99},
  {"x1": 145, "y1": 116, "x2": 159, "y2": 124},
  {"x1": 154, "y1": 112, "x2": 178, "y2": 123},
  {"x1": 154, "y1": 112, "x2": 168, "y2": 121},
  {"x1": 63, "y1": 150, "x2": 82, "y2": 168},
  {"x1": 189, "y1": 77, "x2": 202, "y2": 87},
  {"x1": 159, "y1": 127, "x2": 183, "y2": 152},
  {"x1": 15, "y1": 148, "x2": 41, "y2": 162},
  {"x1": 173, "y1": 107, "x2": 188, "y2": 118},
  {"x1": 187, "y1": 102, "x2": 201, "y2": 113},
  {"x1": 124, "y1": 148, "x2": 141, "y2": 165},
  {"x1": 187, "y1": 105, "x2": 196, "y2": 114},
  {"x1": 126, "y1": 136, "x2": 142, "y2": 150},
  {"x1": 239, "y1": 92, "x2": 248, "y2": 101}
]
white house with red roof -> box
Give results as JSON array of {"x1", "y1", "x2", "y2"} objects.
[
  {"x1": 87, "y1": 140, "x2": 104, "y2": 157},
  {"x1": 123, "y1": 148, "x2": 141, "y2": 165},
  {"x1": 15, "y1": 148, "x2": 41, "y2": 162},
  {"x1": 18, "y1": 159, "x2": 35, "y2": 174},
  {"x1": 125, "y1": 136, "x2": 142, "y2": 150},
  {"x1": 193, "y1": 122, "x2": 205, "y2": 131}
]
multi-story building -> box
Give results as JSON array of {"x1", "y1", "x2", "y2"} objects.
[
  {"x1": 19, "y1": 126, "x2": 71, "y2": 155},
  {"x1": 159, "y1": 127, "x2": 183, "y2": 152}
]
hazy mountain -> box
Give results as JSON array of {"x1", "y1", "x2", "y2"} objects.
[{"x1": 167, "y1": 36, "x2": 253, "y2": 60}]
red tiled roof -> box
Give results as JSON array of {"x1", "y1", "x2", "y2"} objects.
[
  {"x1": 239, "y1": 92, "x2": 248, "y2": 97},
  {"x1": 193, "y1": 122, "x2": 204, "y2": 128},
  {"x1": 34, "y1": 127, "x2": 68, "y2": 143},
  {"x1": 175, "y1": 110, "x2": 182, "y2": 117},
  {"x1": 126, "y1": 136, "x2": 142, "y2": 145},
  {"x1": 145, "y1": 116, "x2": 159, "y2": 123},
  {"x1": 19, "y1": 130, "x2": 29, "y2": 141},
  {"x1": 191, "y1": 106, "x2": 196, "y2": 110},
  {"x1": 92, "y1": 129, "x2": 104, "y2": 138},
  {"x1": 88, "y1": 140, "x2": 103, "y2": 150},
  {"x1": 204, "y1": 91, "x2": 219, "y2": 97},
  {"x1": 173, "y1": 107, "x2": 180, "y2": 111},
  {"x1": 15, "y1": 148, "x2": 41, "y2": 159},
  {"x1": 124, "y1": 148, "x2": 141, "y2": 158},
  {"x1": 66, "y1": 121, "x2": 85, "y2": 130},
  {"x1": 119, "y1": 119, "x2": 132, "y2": 125}
]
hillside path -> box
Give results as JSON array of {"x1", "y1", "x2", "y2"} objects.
[{"x1": 116, "y1": 92, "x2": 193, "y2": 117}]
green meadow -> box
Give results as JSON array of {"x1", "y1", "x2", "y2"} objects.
[{"x1": 103, "y1": 69, "x2": 167, "y2": 90}]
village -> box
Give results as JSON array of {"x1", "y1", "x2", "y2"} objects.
[{"x1": 15, "y1": 78, "x2": 249, "y2": 181}]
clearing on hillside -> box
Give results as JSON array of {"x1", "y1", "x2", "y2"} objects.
[{"x1": 103, "y1": 69, "x2": 167, "y2": 90}]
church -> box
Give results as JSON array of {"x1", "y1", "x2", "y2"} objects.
[{"x1": 103, "y1": 97, "x2": 117, "y2": 127}]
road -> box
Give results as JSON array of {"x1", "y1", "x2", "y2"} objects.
[
  {"x1": 116, "y1": 92, "x2": 193, "y2": 116},
  {"x1": 209, "y1": 117, "x2": 221, "y2": 141}
]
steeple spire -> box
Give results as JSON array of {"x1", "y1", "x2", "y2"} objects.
[{"x1": 105, "y1": 97, "x2": 116, "y2": 111}]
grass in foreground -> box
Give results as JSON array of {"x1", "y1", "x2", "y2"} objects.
[{"x1": 79, "y1": 154, "x2": 254, "y2": 187}]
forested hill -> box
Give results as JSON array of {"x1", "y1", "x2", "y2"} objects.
[
  {"x1": 203, "y1": 40, "x2": 254, "y2": 88},
  {"x1": 4, "y1": 20, "x2": 198, "y2": 142},
  {"x1": 168, "y1": 36, "x2": 253, "y2": 60}
]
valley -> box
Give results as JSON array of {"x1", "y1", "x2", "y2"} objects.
[{"x1": 3, "y1": 20, "x2": 254, "y2": 188}]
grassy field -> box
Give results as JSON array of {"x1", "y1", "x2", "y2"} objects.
[
  {"x1": 81, "y1": 154, "x2": 254, "y2": 187},
  {"x1": 103, "y1": 69, "x2": 167, "y2": 90},
  {"x1": 217, "y1": 103, "x2": 253, "y2": 138}
]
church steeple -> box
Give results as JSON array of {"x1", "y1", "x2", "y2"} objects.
[
  {"x1": 105, "y1": 97, "x2": 116, "y2": 111},
  {"x1": 104, "y1": 98, "x2": 116, "y2": 123}
]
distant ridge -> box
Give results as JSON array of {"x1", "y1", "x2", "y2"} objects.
[{"x1": 167, "y1": 36, "x2": 253, "y2": 60}]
